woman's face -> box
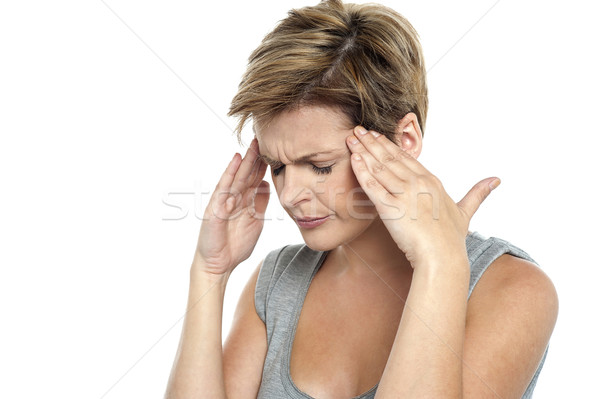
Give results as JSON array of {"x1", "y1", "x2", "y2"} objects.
[{"x1": 255, "y1": 104, "x2": 380, "y2": 251}]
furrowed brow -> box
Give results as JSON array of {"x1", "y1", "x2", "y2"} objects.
[
  {"x1": 258, "y1": 151, "x2": 337, "y2": 167},
  {"x1": 258, "y1": 154, "x2": 282, "y2": 167}
]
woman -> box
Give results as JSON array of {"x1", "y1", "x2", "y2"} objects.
[{"x1": 165, "y1": 1, "x2": 558, "y2": 398}]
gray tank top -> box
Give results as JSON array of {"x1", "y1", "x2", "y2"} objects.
[{"x1": 255, "y1": 231, "x2": 548, "y2": 398}]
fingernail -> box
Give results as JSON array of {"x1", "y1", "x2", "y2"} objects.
[
  {"x1": 370, "y1": 130, "x2": 380, "y2": 138},
  {"x1": 489, "y1": 178, "x2": 501, "y2": 191},
  {"x1": 348, "y1": 136, "x2": 359, "y2": 145},
  {"x1": 355, "y1": 126, "x2": 368, "y2": 135}
]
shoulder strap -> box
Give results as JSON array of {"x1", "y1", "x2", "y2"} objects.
[
  {"x1": 254, "y1": 244, "x2": 305, "y2": 323},
  {"x1": 466, "y1": 231, "x2": 540, "y2": 298}
]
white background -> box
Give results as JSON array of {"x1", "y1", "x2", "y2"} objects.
[{"x1": 1, "y1": 0, "x2": 598, "y2": 397}]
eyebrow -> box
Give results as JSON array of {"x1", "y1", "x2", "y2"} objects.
[{"x1": 258, "y1": 150, "x2": 340, "y2": 167}]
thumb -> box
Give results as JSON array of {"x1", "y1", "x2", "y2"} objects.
[
  {"x1": 252, "y1": 180, "x2": 270, "y2": 219},
  {"x1": 456, "y1": 177, "x2": 501, "y2": 220}
]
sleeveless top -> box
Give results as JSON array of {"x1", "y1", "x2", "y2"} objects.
[{"x1": 254, "y1": 231, "x2": 549, "y2": 398}]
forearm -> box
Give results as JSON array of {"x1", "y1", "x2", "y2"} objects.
[
  {"x1": 375, "y1": 250, "x2": 470, "y2": 398},
  {"x1": 165, "y1": 259, "x2": 231, "y2": 399}
]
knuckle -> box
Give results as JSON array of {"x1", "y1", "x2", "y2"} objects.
[
  {"x1": 372, "y1": 163, "x2": 386, "y2": 174},
  {"x1": 366, "y1": 178, "x2": 379, "y2": 188},
  {"x1": 411, "y1": 175, "x2": 431, "y2": 191},
  {"x1": 361, "y1": 133, "x2": 374, "y2": 144},
  {"x1": 382, "y1": 154, "x2": 395, "y2": 164},
  {"x1": 420, "y1": 173, "x2": 434, "y2": 183},
  {"x1": 397, "y1": 149, "x2": 411, "y2": 159}
]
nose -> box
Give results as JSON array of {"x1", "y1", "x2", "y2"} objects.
[{"x1": 278, "y1": 165, "x2": 313, "y2": 209}]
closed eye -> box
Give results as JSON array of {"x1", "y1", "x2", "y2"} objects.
[
  {"x1": 312, "y1": 164, "x2": 333, "y2": 175},
  {"x1": 272, "y1": 164, "x2": 333, "y2": 176},
  {"x1": 272, "y1": 165, "x2": 284, "y2": 176}
]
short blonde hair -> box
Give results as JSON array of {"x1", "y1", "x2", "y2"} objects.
[{"x1": 228, "y1": 0, "x2": 428, "y2": 144}]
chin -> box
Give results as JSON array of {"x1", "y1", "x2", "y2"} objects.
[
  {"x1": 297, "y1": 217, "x2": 377, "y2": 253},
  {"x1": 301, "y1": 238, "x2": 338, "y2": 252},
  {"x1": 294, "y1": 228, "x2": 335, "y2": 251}
]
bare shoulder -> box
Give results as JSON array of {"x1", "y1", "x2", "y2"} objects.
[
  {"x1": 223, "y1": 260, "x2": 268, "y2": 399},
  {"x1": 470, "y1": 253, "x2": 558, "y2": 317},
  {"x1": 463, "y1": 253, "x2": 559, "y2": 398}
]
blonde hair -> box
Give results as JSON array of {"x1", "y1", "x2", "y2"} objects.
[{"x1": 228, "y1": 0, "x2": 428, "y2": 144}]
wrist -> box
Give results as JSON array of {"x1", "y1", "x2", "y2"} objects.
[
  {"x1": 410, "y1": 237, "x2": 468, "y2": 264},
  {"x1": 411, "y1": 246, "x2": 470, "y2": 276},
  {"x1": 192, "y1": 250, "x2": 235, "y2": 272},
  {"x1": 410, "y1": 252, "x2": 471, "y2": 303},
  {"x1": 190, "y1": 257, "x2": 232, "y2": 287}
]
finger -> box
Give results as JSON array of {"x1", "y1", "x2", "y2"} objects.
[
  {"x1": 241, "y1": 161, "x2": 267, "y2": 207},
  {"x1": 238, "y1": 156, "x2": 269, "y2": 207},
  {"x1": 351, "y1": 126, "x2": 424, "y2": 174},
  {"x1": 347, "y1": 135, "x2": 413, "y2": 181},
  {"x1": 240, "y1": 138, "x2": 261, "y2": 180},
  {"x1": 250, "y1": 158, "x2": 268, "y2": 188},
  {"x1": 251, "y1": 180, "x2": 271, "y2": 219},
  {"x1": 214, "y1": 152, "x2": 242, "y2": 201},
  {"x1": 350, "y1": 152, "x2": 391, "y2": 204},
  {"x1": 247, "y1": 148, "x2": 268, "y2": 187},
  {"x1": 243, "y1": 153, "x2": 261, "y2": 190},
  {"x1": 456, "y1": 177, "x2": 501, "y2": 220},
  {"x1": 207, "y1": 153, "x2": 242, "y2": 219},
  {"x1": 347, "y1": 142, "x2": 406, "y2": 195},
  {"x1": 230, "y1": 138, "x2": 260, "y2": 194}
]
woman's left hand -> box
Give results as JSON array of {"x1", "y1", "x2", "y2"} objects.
[{"x1": 346, "y1": 126, "x2": 500, "y2": 267}]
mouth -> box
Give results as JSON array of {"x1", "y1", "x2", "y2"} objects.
[{"x1": 294, "y1": 215, "x2": 330, "y2": 229}]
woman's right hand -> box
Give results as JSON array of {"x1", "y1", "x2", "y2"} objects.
[{"x1": 193, "y1": 138, "x2": 270, "y2": 276}]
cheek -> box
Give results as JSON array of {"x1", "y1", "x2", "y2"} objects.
[
  {"x1": 337, "y1": 161, "x2": 364, "y2": 196},
  {"x1": 318, "y1": 166, "x2": 367, "y2": 211},
  {"x1": 337, "y1": 164, "x2": 375, "y2": 215}
]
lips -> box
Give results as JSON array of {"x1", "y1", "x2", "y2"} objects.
[
  {"x1": 293, "y1": 215, "x2": 331, "y2": 229},
  {"x1": 294, "y1": 216, "x2": 329, "y2": 222}
]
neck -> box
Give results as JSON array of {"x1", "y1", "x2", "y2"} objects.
[{"x1": 329, "y1": 216, "x2": 413, "y2": 278}]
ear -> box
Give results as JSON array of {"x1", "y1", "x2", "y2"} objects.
[{"x1": 395, "y1": 112, "x2": 423, "y2": 158}]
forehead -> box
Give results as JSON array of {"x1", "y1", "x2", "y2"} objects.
[{"x1": 254, "y1": 105, "x2": 354, "y2": 158}]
